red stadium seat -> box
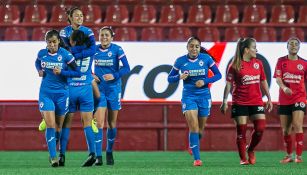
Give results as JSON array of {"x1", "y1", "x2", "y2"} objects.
[
  {"x1": 0, "y1": 5, "x2": 20, "y2": 24},
  {"x1": 187, "y1": 5, "x2": 212, "y2": 24},
  {"x1": 141, "y1": 27, "x2": 163, "y2": 41},
  {"x1": 242, "y1": 5, "x2": 267, "y2": 23},
  {"x1": 214, "y1": 5, "x2": 239, "y2": 23},
  {"x1": 104, "y1": 5, "x2": 129, "y2": 23},
  {"x1": 159, "y1": 5, "x2": 184, "y2": 24},
  {"x1": 224, "y1": 27, "x2": 247, "y2": 42},
  {"x1": 23, "y1": 5, "x2": 47, "y2": 23},
  {"x1": 4, "y1": 27, "x2": 28, "y2": 41},
  {"x1": 31, "y1": 27, "x2": 50, "y2": 41},
  {"x1": 114, "y1": 27, "x2": 137, "y2": 41},
  {"x1": 81, "y1": 5, "x2": 102, "y2": 24},
  {"x1": 280, "y1": 27, "x2": 305, "y2": 42},
  {"x1": 131, "y1": 5, "x2": 157, "y2": 23},
  {"x1": 197, "y1": 27, "x2": 220, "y2": 42},
  {"x1": 253, "y1": 27, "x2": 276, "y2": 42},
  {"x1": 298, "y1": 6, "x2": 307, "y2": 23},
  {"x1": 168, "y1": 27, "x2": 192, "y2": 41},
  {"x1": 143, "y1": 0, "x2": 165, "y2": 5},
  {"x1": 49, "y1": 5, "x2": 68, "y2": 24},
  {"x1": 270, "y1": 5, "x2": 294, "y2": 23}
]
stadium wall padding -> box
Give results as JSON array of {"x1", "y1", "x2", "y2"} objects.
[{"x1": 0, "y1": 101, "x2": 306, "y2": 151}]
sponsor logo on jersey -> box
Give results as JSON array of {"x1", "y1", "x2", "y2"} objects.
[
  {"x1": 188, "y1": 69, "x2": 206, "y2": 76},
  {"x1": 95, "y1": 59, "x2": 114, "y2": 66},
  {"x1": 41, "y1": 61, "x2": 63, "y2": 69},
  {"x1": 283, "y1": 72, "x2": 301, "y2": 83},
  {"x1": 242, "y1": 75, "x2": 260, "y2": 85},
  {"x1": 253, "y1": 63, "x2": 259, "y2": 69}
]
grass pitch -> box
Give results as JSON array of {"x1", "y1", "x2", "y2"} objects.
[{"x1": 0, "y1": 151, "x2": 305, "y2": 175}]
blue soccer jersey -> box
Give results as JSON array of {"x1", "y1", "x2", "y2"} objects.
[
  {"x1": 93, "y1": 43, "x2": 128, "y2": 85},
  {"x1": 173, "y1": 53, "x2": 215, "y2": 99},
  {"x1": 60, "y1": 25, "x2": 94, "y2": 47},
  {"x1": 37, "y1": 47, "x2": 75, "y2": 91},
  {"x1": 68, "y1": 56, "x2": 93, "y2": 86}
]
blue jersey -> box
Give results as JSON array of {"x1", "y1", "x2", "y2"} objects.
[
  {"x1": 60, "y1": 25, "x2": 94, "y2": 47},
  {"x1": 37, "y1": 47, "x2": 75, "y2": 91},
  {"x1": 93, "y1": 43, "x2": 127, "y2": 85},
  {"x1": 68, "y1": 56, "x2": 93, "y2": 86},
  {"x1": 173, "y1": 53, "x2": 215, "y2": 98}
]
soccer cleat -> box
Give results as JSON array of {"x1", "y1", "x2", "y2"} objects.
[
  {"x1": 95, "y1": 156, "x2": 103, "y2": 166},
  {"x1": 248, "y1": 151, "x2": 256, "y2": 165},
  {"x1": 280, "y1": 155, "x2": 293, "y2": 164},
  {"x1": 38, "y1": 119, "x2": 46, "y2": 132},
  {"x1": 106, "y1": 152, "x2": 114, "y2": 165},
  {"x1": 295, "y1": 156, "x2": 303, "y2": 163},
  {"x1": 91, "y1": 119, "x2": 98, "y2": 134},
  {"x1": 59, "y1": 154, "x2": 65, "y2": 166},
  {"x1": 188, "y1": 147, "x2": 193, "y2": 156},
  {"x1": 240, "y1": 160, "x2": 249, "y2": 165},
  {"x1": 50, "y1": 157, "x2": 59, "y2": 167},
  {"x1": 193, "y1": 160, "x2": 203, "y2": 166},
  {"x1": 81, "y1": 153, "x2": 96, "y2": 167}
]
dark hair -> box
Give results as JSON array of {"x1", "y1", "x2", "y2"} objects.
[
  {"x1": 187, "y1": 36, "x2": 201, "y2": 45},
  {"x1": 287, "y1": 37, "x2": 301, "y2": 45},
  {"x1": 66, "y1": 6, "x2": 81, "y2": 24},
  {"x1": 45, "y1": 29, "x2": 67, "y2": 49},
  {"x1": 100, "y1": 26, "x2": 115, "y2": 37},
  {"x1": 70, "y1": 30, "x2": 88, "y2": 46},
  {"x1": 200, "y1": 46, "x2": 217, "y2": 62},
  {"x1": 232, "y1": 37, "x2": 256, "y2": 72}
]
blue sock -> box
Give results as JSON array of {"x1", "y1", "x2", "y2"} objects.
[
  {"x1": 84, "y1": 126, "x2": 95, "y2": 154},
  {"x1": 189, "y1": 132, "x2": 200, "y2": 160},
  {"x1": 46, "y1": 128, "x2": 57, "y2": 159},
  {"x1": 106, "y1": 128, "x2": 117, "y2": 153},
  {"x1": 60, "y1": 128, "x2": 70, "y2": 155},
  {"x1": 95, "y1": 128, "x2": 103, "y2": 156}
]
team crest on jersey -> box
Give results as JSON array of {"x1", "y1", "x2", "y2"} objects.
[
  {"x1": 297, "y1": 64, "x2": 303, "y2": 70},
  {"x1": 199, "y1": 60, "x2": 204, "y2": 66},
  {"x1": 39, "y1": 102, "x2": 44, "y2": 108},
  {"x1": 253, "y1": 63, "x2": 259, "y2": 69},
  {"x1": 41, "y1": 62, "x2": 46, "y2": 68},
  {"x1": 58, "y1": 55, "x2": 62, "y2": 61},
  {"x1": 108, "y1": 51, "x2": 112, "y2": 57},
  {"x1": 300, "y1": 102, "x2": 305, "y2": 108}
]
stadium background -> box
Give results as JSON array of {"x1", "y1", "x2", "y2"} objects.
[{"x1": 0, "y1": 0, "x2": 307, "y2": 152}]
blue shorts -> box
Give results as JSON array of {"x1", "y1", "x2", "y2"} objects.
[
  {"x1": 96, "y1": 82, "x2": 121, "y2": 110},
  {"x1": 69, "y1": 84, "x2": 94, "y2": 113},
  {"x1": 38, "y1": 89, "x2": 69, "y2": 116},
  {"x1": 181, "y1": 98, "x2": 211, "y2": 117}
]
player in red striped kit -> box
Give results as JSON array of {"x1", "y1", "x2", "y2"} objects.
[
  {"x1": 220, "y1": 38, "x2": 273, "y2": 165},
  {"x1": 274, "y1": 37, "x2": 306, "y2": 164}
]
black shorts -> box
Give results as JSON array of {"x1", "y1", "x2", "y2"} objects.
[
  {"x1": 277, "y1": 102, "x2": 306, "y2": 115},
  {"x1": 231, "y1": 105, "x2": 265, "y2": 118}
]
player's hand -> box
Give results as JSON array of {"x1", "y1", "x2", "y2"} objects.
[
  {"x1": 180, "y1": 72, "x2": 189, "y2": 80},
  {"x1": 92, "y1": 74, "x2": 100, "y2": 83},
  {"x1": 283, "y1": 87, "x2": 292, "y2": 96},
  {"x1": 53, "y1": 67, "x2": 61, "y2": 75},
  {"x1": 103, "y1": 74, "x2": 114, "y2": 81},
  {"x1": 38, "y1": 70, "x2": 44, "y2": 77},
  {"x1": 220, "y1": 102, "x2": 228, "y2": 115},
  {"x1": 195, "y1": 80, "x2": 205, "y2": 88},
  {"x1": 266, "y1": 100, "x2": 273, "y2": 112}
]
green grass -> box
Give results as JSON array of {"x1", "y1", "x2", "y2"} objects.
[{"x1": 0, "y1": 151, "x2": 305, "y2": 175}]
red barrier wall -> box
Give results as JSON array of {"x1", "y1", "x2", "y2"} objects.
[{"x1": 0, "y1": 101, "x2": 306, "y2": 151}]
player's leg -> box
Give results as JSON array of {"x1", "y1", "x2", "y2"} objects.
[
  {"x1": 292, "y1": 106, "x2": 305, "y2": 163},
  {"x1": 106, "y1": 109, "x2": 118, "y2": 165},
  {"x1": 94, "y1": 107, "x2": 106, "y2": 166}
]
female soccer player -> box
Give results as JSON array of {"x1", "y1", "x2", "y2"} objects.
[
  {"x1": 274, "y1": 37, "x2": 306, "y2": 164},
  {"x1": 93, "y1": 26, "x2": 130, "y2": 165},
  {"x1": 58, "y1": 7, "x2": 97, "y2": 167},
  {"x1": 220, "y1": 38, "x2": 273, "y2": 165},
  {"x1": 35, "y1": 29, "x2": 80, "y2": 167},
  {"x1": 168, "y1": 36, "x2": 221, "y2": 166}
]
